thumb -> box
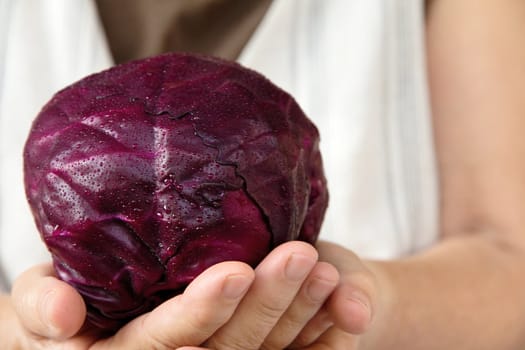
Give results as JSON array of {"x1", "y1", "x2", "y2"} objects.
[{"x1": 11, "y1": 263, "x2": 86, "y2": 340}]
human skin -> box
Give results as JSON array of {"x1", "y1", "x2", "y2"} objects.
[
  {"x1": 177, "y1": 1, "x2": 525, "y2": 347},
  {"x1": 361, "y1": 0, "x2": 525, "y2": 348},
  {"x1": 3, "y1": 0, "x2": 525, "y2": 348},
  {"x1": 1, "y1": 241, "x2": 342, "y2": 349}
]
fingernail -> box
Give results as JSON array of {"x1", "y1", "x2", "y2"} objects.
[
  {"x1": 348, "y1": 291, "x2": 372, "y2": 320},
  {"x1": 285, "y1": 254, "x2": 315, "y2": 281},
  {"x1": 306, "y1": 277, "x2": 337, "y2": 302},
  {"x1": 222, "y1": 274, "x2": 252, "y2": 299}
]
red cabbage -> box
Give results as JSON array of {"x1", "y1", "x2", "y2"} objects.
[{"x1": 23, "y1": 53, "x2": 328, "y2": 330}]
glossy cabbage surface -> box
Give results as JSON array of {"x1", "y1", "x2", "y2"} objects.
[{"x1": 23, "y1": 53, "x2": 328, "y2": 330}]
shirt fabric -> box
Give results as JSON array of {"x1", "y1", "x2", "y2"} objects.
[{"x1": 0, "y1": 0, "x2": 438, "y2": 290}]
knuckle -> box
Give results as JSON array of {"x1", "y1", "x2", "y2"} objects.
[
  {"x1": 280, "y1": 311, "x2": 306, "y2": 331},
  {"x1": 255, "y1": 299, "x2": 286, "y2": 324},
  {"x1": 144, "y1": 332, "x2": 173, "y2": 350},
  {"x1": 189, "y1": 303, "x2": 227, "y2": 331},
  {"x1": 145, "y1": 333, "x2": 173, "y2": 350}
]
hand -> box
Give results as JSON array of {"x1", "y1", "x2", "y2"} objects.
[
  {"x1": 309, "y1": 241, "x2": 383, "y2": 350},
  {"x1": 318, "y1": 241, "x2": 378, "y2": 332},
  {"x1": 9, "y1": 260, "x2": 256, "y2": 349},
  {"x1": 8, "y1": 241, "x2": 338, "y2": 349},
  {"x1": 9, "y1": 241, "x2": 373, "y2": 350},
  {"x1": 180, "y1": 241, "x2": 381, "y2": 350},
  {"x1": 201, "y1": 241, "x2": 340, "y2": 350}
]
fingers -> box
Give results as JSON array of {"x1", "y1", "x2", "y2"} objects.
[
  {"x1": 11, "y1": 263, "x2": 86, "y2": 340},
  {"x1": 94, "y1": 261, "x2": 254, "y2": 350},
  {"x1": 205, "y1": 241, "x2": 318, "y2": 350},
  {"x1": 288, "y1": 308, "x2": 333, "y2": 348},
  {"x1": 316, "y1": 241, "x2": 377, "y2": 334},
  {"x1": 302, "y1": 326, "x2": 359, "y2": 350},
  {"x1": 327, "y1": 282, "x2": 373, "y2": 334},
  {"x1": 262, "y1": 262, "x2": 339, "y2": 349}
]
